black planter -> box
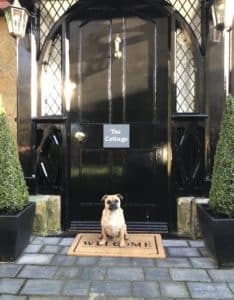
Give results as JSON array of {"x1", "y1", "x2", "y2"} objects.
[
  {"x1": 0, "y1": 202, "x2": 35, "y2": 261},
  {"x1": 197, "y1": 204, "x2": 234, "y2": 267}
]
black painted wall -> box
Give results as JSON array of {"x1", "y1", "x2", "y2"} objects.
[
  {"x1": 17, "y1": 37, "x2": 32, "y2": 177},
  {"x1": 205, "y1": 27, "x2": 225, "y2": 176}
]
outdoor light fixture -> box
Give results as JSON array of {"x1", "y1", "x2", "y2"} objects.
[
  {"x1": 211, "y1": 0, "x2": 225, "y2": 31},
  {"x1": 4, "y1": 0, "x2": 29, "y2": 38},
  {"x1": 211, "y1": 0, "x2": 234, "y2": 31},
  {"x1": 224, "y1": 0, "x2": 234, "y2": 30}
]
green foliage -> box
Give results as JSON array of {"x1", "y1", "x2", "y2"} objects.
[
  {"x1": 0, "y1": 104, "x2": 28, "y2": 215},
  {"x1": 209, "y1": 95, "x2": 234, "y2": 218}
]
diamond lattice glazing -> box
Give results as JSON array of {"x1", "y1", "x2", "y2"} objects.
[
  {"x1": 39, "y1": 0, "x2": 201, "y2": 48},
  {"x1": 39, "y1": 0, "x2": 200, "y2": 116},
  {"x1": 176, "y1": 28, "x2": 196, "y2": 113},
  {"x1": 41, "y1": 35, "x2": 62, "y2": 116},
  {"x1": 39, "y1": 0, "x2": 78, "y2": 47},
  {"x1": 169, "y1": 0, "x2": 201, "y2": 44}
]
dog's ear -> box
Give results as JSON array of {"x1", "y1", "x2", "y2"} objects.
[
  {"x1": 116, "y1": 194, "x2": 123, "y2": 201},
  {"x1": 101, "y1": 194, "x2": 108, "y2": 201}
]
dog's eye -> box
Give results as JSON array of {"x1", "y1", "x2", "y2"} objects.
[
  {"x1": 107, "y1": 200, "x2": 111, "y2": 204},
  {"x1": 114, "y1": 200, "x2": 119, "y2": 203}
]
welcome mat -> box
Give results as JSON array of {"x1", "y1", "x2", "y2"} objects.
[{"x1": 67, "y1": 233, "x2": 166, "y2": 259}]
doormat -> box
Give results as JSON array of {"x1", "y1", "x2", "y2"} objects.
[{"x1": 67, "y1": 233, "x2": 166, "y2": 259}]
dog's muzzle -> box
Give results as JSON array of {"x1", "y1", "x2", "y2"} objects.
[{"x1": 109, "y1": 203, "x2": 118, "y2": 211}]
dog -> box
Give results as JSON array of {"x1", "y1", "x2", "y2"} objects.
[{"x1": 99, "y1": 194, "x2": 128, "y2": 247}]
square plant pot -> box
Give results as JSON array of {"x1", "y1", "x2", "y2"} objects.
[
  {"x1": 197, "y1": 204, "x2": 234, "y2": 267},
  {"x1": 0, "y1": 201, "x2": 35, "y2": 261}
]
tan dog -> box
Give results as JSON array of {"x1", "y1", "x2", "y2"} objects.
[{"x1": 99, "y1": 194, "x2": 128, "y2": 247}]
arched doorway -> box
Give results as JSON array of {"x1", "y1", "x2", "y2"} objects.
[{"x1": 35, "y1": 0, "x2": 206, "y2": 232}]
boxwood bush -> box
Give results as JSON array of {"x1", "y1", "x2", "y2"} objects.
[
  {"x1": 0, "y1": 104, "x2": 28, "y2": 215},
  {"x1": 209, "y1": 95, "x2": 234, "y2": 218}
]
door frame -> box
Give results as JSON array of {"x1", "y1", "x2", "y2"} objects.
[{"x1": 35, "y1": 0, "x2": 205, "y2": 232}]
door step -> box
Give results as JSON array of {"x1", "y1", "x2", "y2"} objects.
[{"x1": 69, "y1": 221, "x2": 168, "y2": 233}]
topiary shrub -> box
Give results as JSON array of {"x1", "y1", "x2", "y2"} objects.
[
  {"x1": 0, "y1": 103, "x2": 29, "y2": 215},
  {"x1": 209, "y1": 95, "x2": 234, "y2": 218}
]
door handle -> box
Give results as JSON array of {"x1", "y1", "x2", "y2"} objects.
[{"x1": 74, "y1": 131, "x2": 86, "y2": 142}]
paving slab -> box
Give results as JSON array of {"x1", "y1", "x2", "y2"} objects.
[
  {"x1": 60, "y1": 246, "x2": 70, "y2": 255},
  {"x1": 90, "y1": 281, "x2": 131, "y2": 297},
  {"x1": 190, "y1": 257, "x2": 217, "y2": 269},
  {"x1": 132, "y1": 281, "x2": 160, "y2": 298},
  {"x1": 0, "y1": 296, "x2": 27, "y2": 300},
  {"x1": 208, "y1": 269, "x2": 234, "y2": 282},
  {"x1": 77, "y1": 256, "x2": 99, "y2": 266},
  {"x1": 29, "y1": 297, "x2": 73, "y2": 300},
  {"x1": 0, "y1": 264, "x2": 23, "y2": 278},
  {"x1": 160, "y1": 281, "x2": 190, "y2": 298},
  {"x1": 17, "y1": 265, "x2": 58, "y2": 279},
  {"x1": 98, "y1": 257, "x2": 132, "y2": 266},
  {"x1": 157, "y1": 257, "x2": 191, "y2": 268},
  {"x1": 132, "y1": 258, "x2": 156, "y2": 267},
  {"x1": 163, "y1": 240, "x2": 188, "y2": 247},
  {"x1": 167, "y1": 247, "x2": 200, "y2": 257},
  {"x1": 16, "y1": 254, "x2": 54, "y2": 265},
  {"x1": 107, "y1": 267, "x2": 144, "y2": 281},
  {"x1": 20, "y1": 279, "x2": 63, "y2": 295},
  {"x1": 198, "y1": 247, "x2": 210, "y2": 257},
  {"x1": 228, "y1": 283, "x2": 234, "y2": 293},
  {"x1": 189, "y1": 240, "x2": 205, "y2": 247},
  {"x1": 59, "y1": 238, "x2": 74, "y2": 246},
  {"x1": 54, "y1": 266, "x2": 82, "y2": 279},
  {"x1": 81, "y1": 267, "x2": 106, "y2": 280},
  {"x1": 42, "y1": 237, "x2": 61, "y2": 245},
  {"x1": 170, "y1": 268, "x2": 211, "y2": 282},
  {"x1": 51, "y1": 255, "x2": 77, "y2": 266},
  {"x1": 24, "y1": 244, "x2": 43, "y2": 253},
  {"x1": 0, "y1": 278, "x2": 25, "y2": 294},
  {"x1": 41, "y1": 245, "x2": 62, "y2": 254},
  {"x1": 31, "y1": 237, "x2": 45, "y2": 244},
  {"x1": 144, "y1": 267, "x2": 170, "y2": 281},
  {"x1": 62, "y1": 280, "x2": 90, "y2": 296},
  {"x1": 187, "y1": 282, "x2": 234, "y2": 298}
]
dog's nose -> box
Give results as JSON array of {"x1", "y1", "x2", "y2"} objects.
[{"x1": 109, "y1": 203, "x2": 117, "y2": 210}]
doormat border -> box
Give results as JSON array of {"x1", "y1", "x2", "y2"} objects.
[{"x1": 67, "y1": 233, "x2": 166, "y2": 259}]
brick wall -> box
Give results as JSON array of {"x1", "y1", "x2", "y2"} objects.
[{"x1": 0, "y1": 17, "x2": 17, "y2": 140}]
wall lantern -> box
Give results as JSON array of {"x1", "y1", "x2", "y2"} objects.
[
  {"x1": 211, "y1": 0, "x2": 225, "y2": 31},
  {"x1": 224, "y1": 0, "x2": 234, "y2": 30},
  {"x1": 4, "y1": 0, "x2": 29, "y2": 38},
  {"x1": 211, "y1": 0, "x2": 234, "y2": 31}
]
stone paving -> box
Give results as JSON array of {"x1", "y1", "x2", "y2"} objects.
[{"x1": 0, "y1": 237, "x2": 234, "y2": 299}]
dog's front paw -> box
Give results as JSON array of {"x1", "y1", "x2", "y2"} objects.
[
  {"x1": 120, "y1": 241, "x2": 126, "y2": 248},
  {"x1": 99, "y1": 239, "x2": 106, "y2": 246}
]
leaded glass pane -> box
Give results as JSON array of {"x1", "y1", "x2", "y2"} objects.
[
  {"x1": 176, "y1": 28, "x2": 196, "y2": 113},
  {"x1": 39, "y1": 0, "x2": 200, "y2": 116},
  {"x1": 169, "y1": 0, "x2": 201, "y2": 44},
  {"x1": 41, "y1": 34, "x2": 62, "y2": 116},
  {"x1": 39, "y1": 0, "x2": 78, "y2": 47},
  {"x1": 39, "y1": 0, "x2": 202, "y2": 48}
]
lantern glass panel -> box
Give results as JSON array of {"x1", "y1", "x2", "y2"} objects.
[
  {"x1": 12, "y1": 7, "x2": 28, "y2": 38},
  {"x1": 4, "y1": 5, "x2": 29, "y2": 38},
  {"x1": 4, "y1": 7, "x2": 14, "y2": 35},
  {"x1": 212, "y1": 0, "x2": 225, "y2": 28}
]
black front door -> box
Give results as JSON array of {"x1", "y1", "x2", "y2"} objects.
[{"x1": 69, "y1": 16, "x2": 169, "y2": 228}]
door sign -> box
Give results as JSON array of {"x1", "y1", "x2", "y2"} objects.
[{"x1": 103, "y1": 124, "x2": 130, "y2": 148}]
